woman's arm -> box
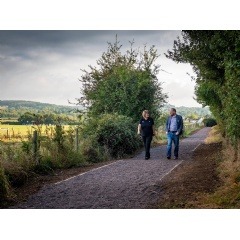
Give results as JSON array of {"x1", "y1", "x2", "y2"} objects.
[{"x1": 138, "y1": 124, "x2": 141, "y2": 135}]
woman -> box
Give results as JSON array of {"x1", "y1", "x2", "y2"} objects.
[{"x1": 138, "y1": 110, "x2": 156, "y2": 160}]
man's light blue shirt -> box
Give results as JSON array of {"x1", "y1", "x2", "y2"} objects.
[{"x1": 169, "y1": 116, "x2": 178, "y2": 131}]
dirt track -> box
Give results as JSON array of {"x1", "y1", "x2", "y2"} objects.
[{"x1": 13, "y1": 127, "x2": 211, "y2": 209}]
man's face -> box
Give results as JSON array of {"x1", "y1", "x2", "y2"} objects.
[{"x1": 170, "y1": 109, "x2": 175, "y2": 116}]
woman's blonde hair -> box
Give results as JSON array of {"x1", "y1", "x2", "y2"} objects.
[{"x1": 142, "y1": 110, "x2": 150, "y2": 118}]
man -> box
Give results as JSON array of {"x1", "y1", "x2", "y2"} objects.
[{"x1": 165, "y1": 108, "x2": 183, "y2": 160}]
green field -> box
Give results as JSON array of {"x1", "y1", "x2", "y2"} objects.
[{"x1": 0, "y1": 124, "x2": 72, "y2": 142}]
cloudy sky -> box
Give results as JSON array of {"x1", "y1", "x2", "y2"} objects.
[{"x1": 0, "y1": 30, "x2": 201, "y2": 107}]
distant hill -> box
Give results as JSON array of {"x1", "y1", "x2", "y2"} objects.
[
  {"x1": 0, "y1": 100, "x2": 84, "y2": 118},
  {"x1": 0, "y1": 100, "x2": 81, "y2": 110}
]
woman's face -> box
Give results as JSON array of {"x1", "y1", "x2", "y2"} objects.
[{"x1": 145, "y1": 113, "x2": 150, "y2": 118}]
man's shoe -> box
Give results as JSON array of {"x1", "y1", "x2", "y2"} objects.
[
  {"x1": 167, "y1": 156, "x2": 171, "y2": 159},
  {"x1": 145, "y1": 157, "x2": 149, "y2": 160},
  {"x1": 174, "y1": 156, "x2": 178, "y2": 160}
]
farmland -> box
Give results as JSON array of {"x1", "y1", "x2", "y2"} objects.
[{"x1": 0, "y1": 124, "x2": 73, "y2": 142}]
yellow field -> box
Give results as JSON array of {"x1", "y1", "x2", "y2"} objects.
[{"x1": 0, "y1": 124, "x2": 73, "y2": 142}]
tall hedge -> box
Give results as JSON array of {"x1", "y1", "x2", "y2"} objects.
[{"x1": 166, "y1": 30, "x2": 240, "y2": 159}]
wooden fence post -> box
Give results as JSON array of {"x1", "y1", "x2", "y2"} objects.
[
  {"x1": 75, "y1": 128, "x2": 79, "y2": 153},
  {"x1": 12, "y1": 128, "x2": 15, "y2": 138},
  {"x1": 33, "y1": 130, "x2": 38, "y2": 163}
]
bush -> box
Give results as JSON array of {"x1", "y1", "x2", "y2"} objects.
[
  {"x1": 204, "y1": 118, "x2": 217, "y2": 127},
  {"x1": 81, "y1": 114, "x2": 143, "y2": 160},
  {"x1": 80, "y1": 137, "x2": 110, "y2": 163}
]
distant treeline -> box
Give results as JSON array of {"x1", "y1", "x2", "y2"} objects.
[
  {"x1": 162, "y1": 104, "x2": 212, "y2": 119},
  {"x1": 18, "y1": 112, "x2": 79, "y2": 125}
]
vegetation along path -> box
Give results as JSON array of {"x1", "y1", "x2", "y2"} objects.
[{"x1": 13, "y1": 127, "x2": 211, "y2": 209}]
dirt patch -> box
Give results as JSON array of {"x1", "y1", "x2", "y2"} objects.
[
  {"x1": 149, "y1": 142, "x2": 222, "y2": 209},
  {"x1": 4, "y1": 160, "x2": 118, "y2": 208}
]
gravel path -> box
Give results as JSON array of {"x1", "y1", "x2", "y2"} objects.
[{"x1": 13, "y1": 127, "x2": 211, "y2": 209}]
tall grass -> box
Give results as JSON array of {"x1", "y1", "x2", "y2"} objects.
[{"x1": 0, "y1": 159, "x2": 10, "y2": 204}]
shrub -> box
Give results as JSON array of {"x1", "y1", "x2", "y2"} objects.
[
  {"x1": 80, "y1": 137, "x2": 110, "y2": 163},
  {"x1": 204, "y1": 118, "x2": 217, "y2": 127},
  {"x1": 0, "y1": 142, "x2": 34, "y2": 187},
  {"x1": 81, "y1": 114, "x2": 143, "y2": 160}
]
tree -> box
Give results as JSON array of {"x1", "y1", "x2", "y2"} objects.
[
  {"x1": 166, "y1": 30, "x2": 240, "y2": 160},
  {"x1": 77, "y1": 37, "x2": 167, "y2": 121},
  {"x1": 18, "y1": 112, "x2": 35, "y2": 124}
]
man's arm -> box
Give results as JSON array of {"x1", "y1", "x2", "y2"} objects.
[{"x1": 177, "y1": 116, "x2": 183, "y2": 135}]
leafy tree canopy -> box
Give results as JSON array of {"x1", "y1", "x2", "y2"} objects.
[{"x1": 77, "y1": 37, "x2": 168, "y2": 121}]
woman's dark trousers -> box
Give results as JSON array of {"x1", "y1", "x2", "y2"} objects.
[{"x1": 142, "y1": 136, "x2": 152, "y2": 158}]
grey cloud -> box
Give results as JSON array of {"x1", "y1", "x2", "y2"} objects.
[
  {"x1": 0, "y1": 30, "x2": 201, "y2": 107},
  {"x1": 0, "y1": 30, "x2": 180, "y2": 54}
]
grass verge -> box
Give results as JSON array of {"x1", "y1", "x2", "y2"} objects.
[
  {"x1": 197, "y1": 132, "x2": 240, "y2": 208},
  {"x1": 193, "y1": 125, "x2": 240, "y2": 208}
]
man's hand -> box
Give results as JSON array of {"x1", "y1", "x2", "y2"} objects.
[
  {"x1": 166, "y1": 131, "x2": 168, "y2": 135},
  {"x1": 176, "y1": 132, "x2": 179, "y2": 136}
]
